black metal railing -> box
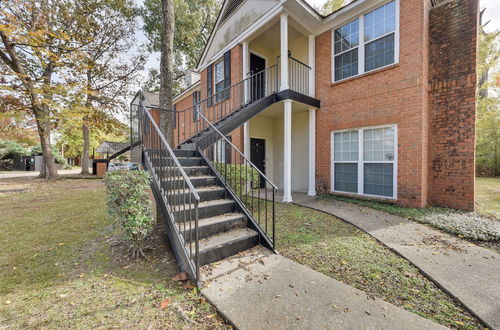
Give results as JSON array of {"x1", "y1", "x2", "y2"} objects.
[
  {"x1": 135, "y1": 101, "x2": 201, "y2": 283},
  {"x1": 175, "y1": 64, "x2": 279, "y2": 145},
  {"x1": 197, "y1": 110, "x2": 277, "y2": 250}
]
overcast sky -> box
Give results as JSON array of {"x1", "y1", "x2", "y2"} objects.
[{"x1": 135, "y1": 0, "x2": 500, "y2": 84}]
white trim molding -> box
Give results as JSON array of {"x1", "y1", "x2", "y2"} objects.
[
  {"x1": 280, "y1": 13, "x2": 289, "y2": 91},
  {"x1": 242, "y1": 41, "x2": 250, "y2": 104},
  {"x1": 330, "y1": 124, "x2": 398, "y2": 200},
  {"x1": 283, "y1": 99, "x2": 293, "y2": 202},
  {"x1": 331, "y1": 0, "x2": 400, "y2": 83},
  {"x1": 308, "y1": 34, "x2": 315, "y2": 98},
  {"x1": 308, "y1": 108, "x2": 316, "y2": 196}
]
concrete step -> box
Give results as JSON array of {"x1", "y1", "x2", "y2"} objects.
[
  {"x1": 173, "y1": 149, "x2": 198, "y2": 158},
  {"x1": 177, "y1": 157, "x2": 203, "y2": 167},
  {"x1": 183, "y1": 213, "x2": 247, "y2": 240},
  {"x1": 165, "y1": 175, "x2": 218, "y2": 189},
  {"x1": 196, "y1": 227, "x2": 259, "y2": 266},
  {"x1": 180, "y1": 143, "x2": 196, "y2": 150},
  {"x1": 183, "y1": 166, "x2": 211, "y2": 176},
  {"x1": 156, "y1": 165, "x2": 210, "y2": 176},
  {"x1": 169, "y1": 186, "x2": 226, "y2": 205},
  {"x1": 173, "y1": 199, "x2": 235, "y2": 221}
]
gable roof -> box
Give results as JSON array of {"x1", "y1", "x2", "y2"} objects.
[
  {"x1": 142, "y1": 91, "x2": 159, "y2": 107},
  {"x1": 196, "y1": 0, "x2": 366, "y2": 70}
]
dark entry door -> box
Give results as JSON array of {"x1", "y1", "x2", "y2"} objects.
[
  {"x1": 250, "y1": 138, "x2": 266, "y2": 188},
  {"x1": 250, "y1": 53, "x2": 266, "y2": 102}
]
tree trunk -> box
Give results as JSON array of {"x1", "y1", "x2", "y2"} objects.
[
  {"x1": 159, "y1": 0, "x2": 175, "y2": 145},
  {"x1": 81, "y1": 119, "x2": 91, "y2": 174},
  {"x1": 37, "y1": 117, "x2": 59, "y2": 180}
]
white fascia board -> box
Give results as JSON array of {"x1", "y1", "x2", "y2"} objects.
[
  {"x1": 197, "y1": 2, "x2": 286, "y2": 71},
  {"x1": 197, "y1": 0, "x2": 381, "y2": 71},
  {"x1": 315, "y1": 0, "x2": 381, "y2": 35}
]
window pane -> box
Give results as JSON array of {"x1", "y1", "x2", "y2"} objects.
[
  {"x1": 215, "y1": 61, "x2": 224, "y2": 83},
  {"x1": 365, "y1": 33, "x2": 395, "y2": 72},
  {"x1": 364, "y1": 1, "x2": 396, "y2": 42},
  {"x1": 334, "y1": 19, "x2": 359, "y2": 55},
  {"x1": 363, "y1": 127, "x2": 395, "y2": 161},
  {"x1": 215, "y1": 81, "x2": 225, "y2": 102},
  {"x1": 333, "y1": 130, "x2": 358, "y2": 161},
  {"x1": 335, "y1": 163, "x2": 358, "y2": 193},
  {"x1": 216, "y1": 139, "x2": 226, "y2": 163},
  {"x1": 334, "y1": 48, "x2": 358, "y2": 81},
  {"x1": 364, "y1": 163, "x2": 393, "y2": 197}
]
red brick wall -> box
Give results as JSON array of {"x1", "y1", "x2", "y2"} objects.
[
  {"x1": 173, "y1": 94, "x2": 196, "y2": 146},
  {"x1": 315, "y1": 0, "x2": 430, "y2": 207},
  {"x1": 427, "y1": 0, "x2": 478, "y2": 210},
  {"x1": 198, "y1": 44, "x2": 245, "y2": 153}
]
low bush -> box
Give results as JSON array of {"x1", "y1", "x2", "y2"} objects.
[
  {"x1": 214, "y1": 162, "x2": 260, "y2": 196},
  {"x1": 103, "y1": 170, "x2": 155, "y2": 257},
  {"x1": 0, "y1": 139, "x2": 30, "y2": 158}
]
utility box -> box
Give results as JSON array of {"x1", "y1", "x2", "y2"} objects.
[{"x1": 93, "y1": 159, "x2": 108, "y2": 176}]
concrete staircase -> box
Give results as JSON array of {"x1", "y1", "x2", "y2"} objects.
[{"x1": 172, "y1": 149, "x2": 259, "y2": 266}]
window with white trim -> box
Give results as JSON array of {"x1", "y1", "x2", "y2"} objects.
[
  {"x1": 214, "y1": 60, "x2": 225, "y2": 102},
  {"x1": 333, "y1": 0, "x2": 398, "y2": 82},
  {"x1": 332, "y1": 125, "x2": 396, "y2": 198}
]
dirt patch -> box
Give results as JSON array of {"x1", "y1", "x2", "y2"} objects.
[{"x1": 421, "y1": 234, "x2": 466, "y2": 253}]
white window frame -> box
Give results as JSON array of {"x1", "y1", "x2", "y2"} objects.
[
  {"x1": 331, "y1": 0, "x2": 400, "y2": 83},
  {"x1": 330, "y1": 124, "x2": 398, "y2": 199},
  {"x1": 214, "y1": 59, "x2": 225, "y2": 101}
]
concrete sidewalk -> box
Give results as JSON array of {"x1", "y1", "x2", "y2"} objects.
[
  {"x1": 201, "y1": 247, "x2": 445, "y2": 330},
  {"x1": 287, "y1": 193, "x2": 500, "y2": 330},
  {"x1": 0, "y1": 168, "x2": 84, "y2": 179}
]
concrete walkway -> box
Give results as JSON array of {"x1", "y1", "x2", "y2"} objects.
[
  {"x1": 286, "y1": 193, "x2": 500, "y2": 330},
  {"x1": 0, "y1": 168, "x2": 85, "y2": 179},
  {"x1": 201, "y1": 246, "x2": 445, "y2": 330}
]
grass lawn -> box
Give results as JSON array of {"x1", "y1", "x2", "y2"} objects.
[
  {"x1": 319, "y1": 178, "x2": 500, "y2": 243},
  {"x1": 275, "y1": 203, "x2": 482, "y2": 330},
  {"x1": 476, "y1": 177, "x2": 500, "y2": 219},
  {"x1": 0, "y1": 178, "x2": 229, "y2": 329}
]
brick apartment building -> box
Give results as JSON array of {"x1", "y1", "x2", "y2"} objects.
[{"x1": 132, "y1": 0, "x2": 478, "y2": 210}]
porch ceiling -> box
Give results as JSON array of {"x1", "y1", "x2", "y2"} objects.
[
  {"x1": 256, "y1": 99, "x2": 311, "y2": 119},
  {"x1": 247, "y1": 17, "x2": 307, "y2": 49}
]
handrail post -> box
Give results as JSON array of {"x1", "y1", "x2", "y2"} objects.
[{"x1": 195, "y1": 200, "x2": 200, "y2": 284}]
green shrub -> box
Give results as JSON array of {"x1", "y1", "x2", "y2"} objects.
[
  {"x1": 103, "y1": 170, "x2": 155, "y2": 257},
  {"x1": 0, "y1": 139, "x2": 30, "y2": 160},
  {"x1": 214, "y1": 162, "x2": 259, "y2": 193}
]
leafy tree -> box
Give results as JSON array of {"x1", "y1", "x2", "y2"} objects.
[
  {"x1": 0, "y1": 139, "x2": 30, "y2": 159},
  {"x1": 0, "y1": 0, "x2": 103, "y2": 179},
  {"x1": 141, "y1": 0, "x2": 220, "y2": 94},
  {"x1": 0, "y1": 93, "x2": 38, "y2": 146},
  {"x1": 56, "y1": 110, "x2": 128, "y2": 159},
  {"x1": 143, "y1": 69, "x2": 160, "y2": 93},
  {"x1": 75, "y1": 0, "x2": 145, "y2": 174},
  {"x1": 316, "y1": 0, "x2": 350, "y2": 15},
  {"x1": 476, "y1": 8, "x2": 500, "y2": 177}
]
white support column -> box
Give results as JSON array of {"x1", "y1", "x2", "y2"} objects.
[
  {"x1": 242, "y1": 41, "x2": 251, "y2": 159},
  {"x1": 308, "y1": 34, "x2": 315, "y2": 98},
  {"x1": 308, "y1": 108, "x2": 316, "y2": 196},
  {"x1": 283, "y1": 99, "x2": 293, "y2": 202},
  {"x1": 280, "y1": 13, "x2": 289, "y2": 91},
  {"x1": 242, "y1": 41, "x2": 250, "y2": 103},
  {"x1": 244, "y1": 122, "x2": 250, "y2": 159}
]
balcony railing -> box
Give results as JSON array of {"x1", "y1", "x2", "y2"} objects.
[{"x1": 173, "y1": 55, "x2": 311, "y2": 145}]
